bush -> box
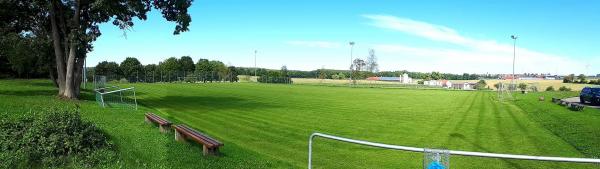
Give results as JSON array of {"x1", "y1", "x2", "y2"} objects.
[
  {"x1": 545, "y1": 86, "x2": 555, "y2": 91},
  {"x1": 0, "y1": 110, "x2": 114, "y2": 168},
  {"x1": 558, "y1": 86, "x2": 572, "y2": 91},
  {"x1": 518, "y1": 83, "x2": 528, "y2": 91}
]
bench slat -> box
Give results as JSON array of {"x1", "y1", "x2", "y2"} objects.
[
  {"x1": 175, "y1": 125, "x2": 223, "y2": 148},
  {"x1": 145, "y1": 113, "x2": 172, "y2": 125},
  {"x1": 180, "y1": 126, "x2": 221, "y2": 145},
  {"x1": 175, "y1": 125, "x2": 218, "y2": 146}
]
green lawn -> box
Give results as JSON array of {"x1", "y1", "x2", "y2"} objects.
[{"x1": 1, "y1": 79, "x2": 599, "y2": 168}]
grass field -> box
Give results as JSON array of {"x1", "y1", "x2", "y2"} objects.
[{"x1": 1, "y1": 79, "x2": 600, "y2": 168}]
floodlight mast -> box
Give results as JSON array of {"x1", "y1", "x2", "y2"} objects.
[
  {"x1": 511, "y1": 35, "x2": 518, "y2": 91},
  {"x1": 254, "y1": 50, "x2": 257, "y2": 78},
  {"x1": 349, "y1": 42, "x2": 355, "y2": 87}
]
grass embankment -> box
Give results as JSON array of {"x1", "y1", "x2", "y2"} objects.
[
  {"x1": 0, "y1": 79, "x2": 286, "y2": 168},
  {"x1": 512, "y1": 92, "x2": 600, "y2": 159},
  {"x1": 130, "y1": 82, "x2": 599, "y2": 168}
]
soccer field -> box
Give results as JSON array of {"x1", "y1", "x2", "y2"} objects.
[
  {"x1": 1, "y1": 80, "x2": 599, "y2": 168},
  {"x1": 131, "y1": 82, "x2": 598, "y2": 168}
]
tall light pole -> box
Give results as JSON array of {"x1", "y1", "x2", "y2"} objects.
[
  {"x1": 254, "y1": 50, "x2": 257, "y2": 79},
  {"x1": 349, "y1": 41, "x2": 355, "y2": 87},
  {"x1": 511, "y1": 35, "x2": 518, "y2": 91}
]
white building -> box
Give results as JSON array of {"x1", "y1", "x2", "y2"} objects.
[{"x1": 400, "y1": 73, "x2": 412, "y2": 84}]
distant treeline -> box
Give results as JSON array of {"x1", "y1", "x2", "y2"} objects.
[
  {"x1": 86, "y1": 57, "x2": 494, "y2": 82},
  {"x1": 235, "y1": 67, "x2": 493, "y2": 80}
]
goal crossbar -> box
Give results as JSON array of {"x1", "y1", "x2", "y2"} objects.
[
  {"x1": 308, "y1": 132, "x2": 600, "y2": 168},
  {"x1": 98, "y1": 87, "x2": 135, "y2": 95}
]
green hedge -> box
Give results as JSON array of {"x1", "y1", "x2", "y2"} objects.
[{"x1": 0, "y1": 110, "x2": 115, "y2": 168}]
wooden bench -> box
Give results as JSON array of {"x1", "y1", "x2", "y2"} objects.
[
  {"x1": 145, "y1": 113, "x2": 172, "y2": 133},
  {"x1": 174, "y1": 124, "x2": 223, "y2": 156}
]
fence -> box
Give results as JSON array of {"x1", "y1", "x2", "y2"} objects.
[{"x1": 308, "y1": 132, "x2": 600, "y2": 169}]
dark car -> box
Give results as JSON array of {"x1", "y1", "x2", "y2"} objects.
[{"x1": 580, "y1": 87, "x2": 600, "y2": 105}]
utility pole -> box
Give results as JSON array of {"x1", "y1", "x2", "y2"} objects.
[
  {"x1": 511, "y1": 35, "x2": 518, "y2": 91},
  {"x1": 254, "y1": 50, "x2": 257, "y2": 81},
  {"x1": 349, "y1": 42, "x2": 355, "y2": 87}
]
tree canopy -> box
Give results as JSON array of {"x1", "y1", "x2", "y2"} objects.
[{"x1": 1, "y1": 0, "x2": 193, "y2": 99}]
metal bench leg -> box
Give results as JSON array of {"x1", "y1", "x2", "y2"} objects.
[{"x1": 175, "y1": 130, "x2": 185, "y2": 142}]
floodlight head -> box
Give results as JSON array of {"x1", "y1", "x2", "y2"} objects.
[
  {"x1": 511, "y1": 35, "x2": 518, "y2": 39},
  {"x1": 349, "y1": 42, "x2": 355, "y2": 46}
]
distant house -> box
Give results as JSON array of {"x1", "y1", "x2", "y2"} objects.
[
  {"x1": 366, "y1": 73, "x2": 413, "y2": 84},
  {"x1": 452, "y1": 82, "x2": 476, "y2": 90},
  {"x1": 440, "y1": 80, "x2": 452, "y2": 88},
  {"x1": 400, "y1": 73, "x2": 412, "y2": 84},
  {"x1": 424, "y1": 80, "x2": 441, "y2": 86}
]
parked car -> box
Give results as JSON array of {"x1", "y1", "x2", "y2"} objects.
[{"x1": 580, "y1": 87, "x2": 600, "y2": 105}]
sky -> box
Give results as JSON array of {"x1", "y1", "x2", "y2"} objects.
[{"x1": 88, "y1": 0, "x2": 600, "y2": 75}]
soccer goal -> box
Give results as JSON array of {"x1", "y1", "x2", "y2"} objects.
[
  {"x1": 93, "y1": 75, "x2": 138, "y2": 109},
  {"x1": 308, "y1": 132, "x2": 600, "y2": 169}
]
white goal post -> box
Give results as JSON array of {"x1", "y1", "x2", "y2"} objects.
[
  {"x1": 95, "y1": 87, "x2": 138, "y2": 110},
  {"x1": 308, "y1": 132, "x2": 600, "y2": 169}
]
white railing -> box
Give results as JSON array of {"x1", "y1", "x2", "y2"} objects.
[{"x1": 308, "y1": 132, "x2": 600, "y2": 168}]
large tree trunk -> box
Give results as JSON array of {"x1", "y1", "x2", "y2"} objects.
[
  {"x1": 49, "y1": 0, "x2": 67, "y2": 96},
  {"x1": 49, "y1": 0, "x2": 83, "y2": 99},
  {"x1": 63, "y1": 44, "x2": 77, "y2": 98}
]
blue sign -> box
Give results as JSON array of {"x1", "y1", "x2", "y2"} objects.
[{"x1": 427, "y1": 161, "x2": 446, "y2": 169}]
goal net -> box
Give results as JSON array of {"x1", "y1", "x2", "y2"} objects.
[{"x1": 94, "y1": 75, "x2": 138, "y2": 109}]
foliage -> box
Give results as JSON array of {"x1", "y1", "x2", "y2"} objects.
[
  {"x1": 0, "y1": 110, "x2": 114, "y2": 168},
  {"x1": 577, "y1": 74, "x2": 587, "y2": 83},
  {"x1": 546, "y1": 86, "x2": 555, "y2": 91},
  {"x1": 559, "y1": 86, "x2": 572, "y2": 91},
  {"x1": 493, "y1": 83, "x2": 501, "y2": 89},
  {"x1": 563, "y1": 74, "x2": 576, "y2": 83},
  {"x1": 365, "y1": 49, "x2": 378, "y2": 73},
  {"x1": 95, "y1": 61, "x2": 121, "y2": 80},
  {"x1": 2, "y1": 0, "x2": 193, "y2": 99},
  {"x1": 179, "y1": 56, "x2": 195, "y2": 73},
  {"x1": 476, "y1": 80, "x2": 487, "y2": 90},
  {"x1": 0, "y1": 33, "x2": 54, "y2": 79},
  {"x1": 518, "y1": 83, "x2": 528, "y2": 91},
  {"x1": 120, "y1": 57, "x2": 143, "y2": 82}
]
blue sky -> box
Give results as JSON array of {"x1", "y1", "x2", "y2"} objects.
[{"x1": 88, "y1": 0, "x2": 600, "y2": 75}]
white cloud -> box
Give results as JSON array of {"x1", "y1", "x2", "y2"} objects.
[
  {"x1": 286, "y1": 41, "x2": 342, "y2": 48},
  {"x1": 363, "y1": 14, "x2": 585, "y2": 74}
]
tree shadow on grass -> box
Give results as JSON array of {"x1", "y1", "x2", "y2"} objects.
[
  {"x1": 139, "y1": 95, "x2": 281, "y2": 112},
  {"x1": 0, "y1": 89, "x2": 57, "y2": 96}
]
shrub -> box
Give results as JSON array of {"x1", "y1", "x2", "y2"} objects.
[
  {"x1": 545, "y1": 86, "x2": 555, "y2": 91},
  {"x1": 529, "y1": 86, "x2": 538, "y2": 92},
  {"x1": 493, "y1": 83, "x2": 501, "y2": 90},
  {"x1": 518, "y1": 83, "x2": 528, "y2": 91},
  {"x1": 558, "y1": 86, "x2": 572, "y2": 91},
  {"x1": 476, "y1": 80, "x2": 487, "y2": 90},
  {"x1": 0, "y1": 110, "x2": 114, "y2": 168}
]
